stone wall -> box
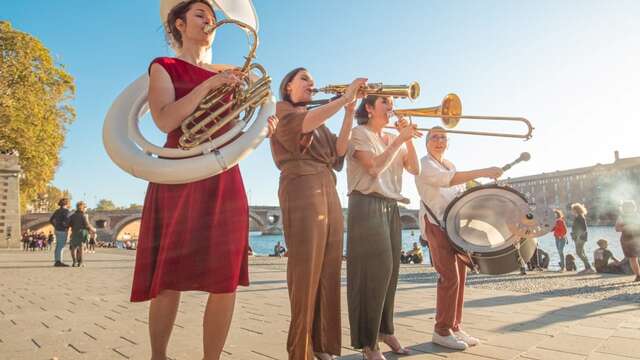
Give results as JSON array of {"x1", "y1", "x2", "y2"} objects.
[{"x1": 0, "y1": 152, "x2": 21, "y2": 248}]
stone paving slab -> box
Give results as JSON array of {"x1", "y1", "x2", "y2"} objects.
[{"x1": 1, "y1": 249, "x2": 639, "y2": 360}]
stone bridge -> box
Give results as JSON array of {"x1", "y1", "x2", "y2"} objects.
[{"x1": 21, "y1": 206, "x2": 419, "y2": 242}]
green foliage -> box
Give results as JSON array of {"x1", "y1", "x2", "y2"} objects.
[
  {"x1": 127, "y1": 203, "x2": 143, "y2": 210},
  {"x1": 95, "y1": 199, "x2": 117, "y2": 211},
  {"x1": 0, "y1": 21, "x2": 76, "y2": 213},
  {"x1": 30, "y1": 185, "x2": 72, "y2": 213}
]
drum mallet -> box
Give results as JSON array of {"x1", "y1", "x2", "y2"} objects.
[{"x1": 502, "y1": 152, "x2": 531, "y2": 172}]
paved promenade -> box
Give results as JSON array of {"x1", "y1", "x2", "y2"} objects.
[{"x1": 1, "y1": 249, "x2": 639, "y2": 360}]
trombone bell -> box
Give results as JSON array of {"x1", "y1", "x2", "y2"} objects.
[
  {"x1": 394, "y1": 93, "x2": 461, "y2": 128},
  {"x1": 390, "y1": 93, "x2": 533, "y2": 140}
]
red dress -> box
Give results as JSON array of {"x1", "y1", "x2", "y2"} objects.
[{"x1": 130, "y1": 57, "x2": 249, "y2": 302}]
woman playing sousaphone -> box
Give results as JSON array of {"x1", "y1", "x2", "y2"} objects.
[
  {"x1": 346, "y1": 95, "x2": 421, "y2": 359},
  {"x1": 271, "y1": 68, "x2": 366, "y2": 360},
  {"x1": 129, "y1": 1, "x2": 277, "y2": 359}
]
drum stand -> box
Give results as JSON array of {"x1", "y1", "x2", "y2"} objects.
[
  {"x1": 464, "y1": 250, "x2": 481, "y2": 274},
  {"x1": 513, "y1": 237, "x2": 529, "y2": 273}
]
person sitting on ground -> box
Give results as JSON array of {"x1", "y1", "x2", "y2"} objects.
[
  {"x1": 615, "y1": 200, "x2": 640, "y2": 282},
  {"x1": 593, "y1": 238, "x2": 623, "y2": 274},
  {"x1": 273, "y1": 241, "x2": 286, "y2": 257},
  {"x1": 406, "y1": 242, "x2": 424, "y2": 264},
  {"x1": 400, "y1": 250, "x2": 410, "y2": 264},
  {"x1": 527, "y1": 248, "x2": 550, "y2": 271},
  {"x1": 565, "y1": 254, "x2": 577, "y2": 271}
]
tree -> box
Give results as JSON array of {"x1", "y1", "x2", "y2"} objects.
[
  {"x1": 28, "y1": 185, "x2": 72, "y2": 213},
  {"x1": 127, "y1": 203, "x2": 143, "y2": 210},
  {"x1": 95, "y1": 199, "x2": 117, "y2": 211},
  {"x1": 0, "y1": 21, "x2": 76, "y2": 213}
]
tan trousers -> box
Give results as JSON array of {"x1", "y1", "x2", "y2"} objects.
[{"x1": 279, "y1": 171, "x2": 343, "y2": 359}]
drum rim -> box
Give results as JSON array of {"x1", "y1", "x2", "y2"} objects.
[{"x1": 443, "y1": 184, "x2": 528, "y2": 256}]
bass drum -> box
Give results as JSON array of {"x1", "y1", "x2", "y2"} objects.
[{"x1": 443, "y1": 185, "x2": 537, "y2": 275}]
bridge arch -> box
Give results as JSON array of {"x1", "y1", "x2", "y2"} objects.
[
  {"x1": 23, "y1": 219, "x2": 52, "y2": 233},
  {"x1": 400, "y1": 214, "x2": 418, "y2": 229},
  {"x1": 110, "y1": 214, "x2": 142, "y2": 242},
  {"x1": 248, "y1": 211, "x2": 265, "y2": 232},
  {"x1": 92, "y1": 215, "x2": 112, "y2": 231}
]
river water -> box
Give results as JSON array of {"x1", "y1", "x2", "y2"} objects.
[{"x1": 249, "y1": 226, "x2": 622, "y2": 270}]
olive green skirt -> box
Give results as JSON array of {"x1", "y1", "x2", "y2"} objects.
[{"x1": 70, "y1": 229, "x2": 89, "y2": 248}]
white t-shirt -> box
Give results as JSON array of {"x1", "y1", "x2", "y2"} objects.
[
  {"x1": 415, "y1": 154, "x2": 465, "y2": 238},
  {"x1": 347, "y1": 125, "x2": 408, "y2": 202}
]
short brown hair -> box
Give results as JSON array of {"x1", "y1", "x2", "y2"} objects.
[
  {"x1": 165, "y1": 0, "x2": 215, "y2": 49},
  {"x1": 58, "y1": 198, "x2": 69, "y2": 207}
]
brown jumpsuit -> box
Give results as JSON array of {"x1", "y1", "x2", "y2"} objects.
[{"x1": 271, "y1": 101, "x2": 344, "y2": 359}]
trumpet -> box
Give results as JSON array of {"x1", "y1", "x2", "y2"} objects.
[
  {"x1": 303, "y1": 82, "x2": 420, "y2": 108},
  {"x1": 313, "y1": 82, "x2": 420, "y2": 100},
  {"x1": 388, "y1": 93, "x2": 533, "y2": 140}
]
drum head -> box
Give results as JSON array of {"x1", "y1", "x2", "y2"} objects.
[{"x1": 444, "y1": 185, "x2": 528, "y2": 254}]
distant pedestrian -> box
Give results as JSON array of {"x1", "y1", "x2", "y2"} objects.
[
  {"x1": 552, "y1": 209, "x2": 568, "y2": 272},
  {"x1": 47, "y1": 231, "x2": 54, "y2": 251},
  {"x1": 49, "y1": 198, "x2": 71, "y2": 267},
  {"x1": 615, "y1": 200, "x2": 640, "y2": 282},
  {"x1": 21, "y1": 231, "x2": 29, "y2": 251},
  {"x1": 69, "y1": 201, "x2": 96, "y2": 267},
  {"x1": 88, "y1": 232, "x2": 96, "y2": 254},
  {"x1": 571, "y1": 203, "x2": 594, "y2": 274}
]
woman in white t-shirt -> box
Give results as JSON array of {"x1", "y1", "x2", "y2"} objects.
[{"x1": 346, "y1": 95, "x2": 420, "y2": 359}]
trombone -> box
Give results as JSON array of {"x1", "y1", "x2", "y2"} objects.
[
  {"x1": 303, "y1": 82, "x2": 420, "y2": 108},
  {"x1": 389, "y1": 93, "x2": 533, "y2": 140}
]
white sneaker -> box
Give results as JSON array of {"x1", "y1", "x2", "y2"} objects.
[
  {"x1": 454, "y1": 330, "x2": 481, "y2": 346},
  {"x1": 432, "y1": 332, "x2": 468, "y2": 350}
]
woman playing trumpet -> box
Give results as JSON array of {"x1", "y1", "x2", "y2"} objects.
[
  {"x1": 271, "y1": 68, "x2": 366, "y2": 360},
  {"x1": 346, "y1": 95, "x2": 421, "y2": 359},
  {"x1": 129, "y1": 1, "x2": 277, "y2": 359}
]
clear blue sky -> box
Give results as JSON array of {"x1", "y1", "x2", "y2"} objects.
[{"x1": 4, "y1": 0, "x2": 640, "y2": 209}]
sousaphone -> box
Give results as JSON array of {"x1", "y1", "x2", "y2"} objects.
[{"x1": 102, "y1": 0, "x2": 275, "y2": 184}]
